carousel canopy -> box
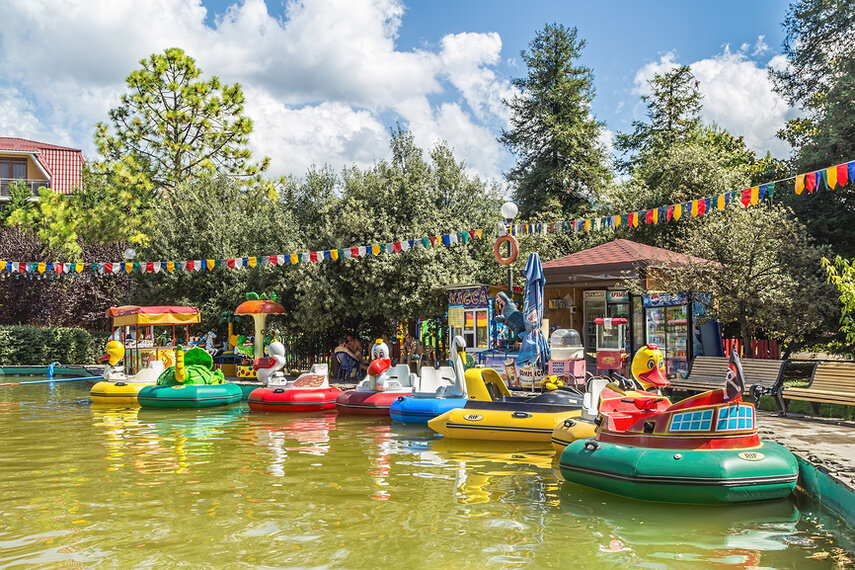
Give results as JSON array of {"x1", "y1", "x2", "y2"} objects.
[
  {"x1": 107, "y1": 305, "x2": 201, "y2": 327},
  {"x1": 234, "y1": 300, "x2": 285, "y2": 316}
]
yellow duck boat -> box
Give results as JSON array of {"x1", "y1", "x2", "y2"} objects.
[
  {"x1": 550, "y1": 343, "x2": 673, "y2": 452},
  {"x1": 90, "y1": 340, "x2": 163, "y2": 406},
  {"x1": 427, "y1": 366, "x2": 585, "y2": 443}
]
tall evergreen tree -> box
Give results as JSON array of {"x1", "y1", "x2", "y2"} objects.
[
  {"x1": 771, "y1": 0, "x2": 855, "y2": 255},
  {"x1": 499, "y1": 23, "x2": 610, "y2": 219},
  {"x1": 615, "y1": 65, "x2": 703, "y2": 172}
]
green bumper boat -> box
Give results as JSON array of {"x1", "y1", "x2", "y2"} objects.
[
  {"x1": 139, "y1": 346, "x2": 242, "y2": 409},
  {"x1": 559, "y1": 386, "x2": 798, "y2": 504}
]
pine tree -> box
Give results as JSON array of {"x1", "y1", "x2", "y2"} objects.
[
  {"x1": 499, "y1": 23, "x2": 610, "y2": 219},
  {"x1": 615, "y1": 65, "x2": 702, "y2": 172}
]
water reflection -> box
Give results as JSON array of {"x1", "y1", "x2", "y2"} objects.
[
  {"x1": 559, "y1": 482, "x2": 800, "y2": 566},
  {"x1": 249, "y1": 412, "x2": 337, "y2": 476}
]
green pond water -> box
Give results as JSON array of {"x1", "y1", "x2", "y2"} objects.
[{"x1": 1, "y1": 381, "x2": 854, "y2": 569}]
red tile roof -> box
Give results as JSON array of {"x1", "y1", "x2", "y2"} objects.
[
  {"x1": 0, "y1": 137, "x2": 84, "y2": 194},
  {"x1": 543, "y1": 239, "x2": 709, "y2": 271}
]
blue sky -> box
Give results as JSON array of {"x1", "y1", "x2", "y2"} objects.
[{"x1": 1, "y1": 0, "x2": 796, "y2": 184}]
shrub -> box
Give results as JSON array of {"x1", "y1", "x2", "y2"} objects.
[{"x1": 0, "y1": 326, "x2": 108, "y2": 365}]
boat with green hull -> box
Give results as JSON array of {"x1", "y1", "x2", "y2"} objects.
[
  {"x1": 559, "y1": 439, "x2": 797, "y2": 504},
  {"x1": 139, "y1": 346, "x2": 241, "y2": 409},
  {"x1": 558, "y1": 352, "x2": 799, "y2": 504}
]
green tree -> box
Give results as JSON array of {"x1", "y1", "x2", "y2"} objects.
[
  {"x1": 135, "y1": 174, "x2": 301, "y2": 326},
  {"x1": 5, "y1": 168, "x2": 151, "y2": 258},
  {"x1": 772, "y1": 0, "x2": 855, "y2": 255},
  {"x1": 499, "y1": 23, "x2": 611, "y2": 219},
  {"x1": 284, "y1": 129, "x2": 502, "y2": 334},
  {"x1": 615, "y1": 65, "x2": 703, "y2": 172},
  {"x1": 93, "y1": 47, "x2": 268, "y2": 196},
  {"x1": 0, "y1": 180, "x2": 35, "y2": 225},
  {"x1": 653, "y1": 202, "x2": 837, "y2": 356},
  {"x1": 822, "y1": 256, "x2": 855, "y2": 348}
]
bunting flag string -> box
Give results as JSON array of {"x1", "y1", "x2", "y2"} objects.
[
  {"x1": 0, "y1": 228, "x2": 484, "y2": 278},
  {"x1": 506, "y1": 159, "x2": 855, "y2": 237}
]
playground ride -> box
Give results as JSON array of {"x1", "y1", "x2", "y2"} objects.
[
  {"x1": 389, "y1": 335, "x2": 468, "y2": 424},
  {"x1": 551, "y1": 344, "x2": 674, "y2": 452},
  {"x1": 427, "y1": 365, "x2": 584, "y2": 443},
  {"x1": 336, "y1": 339, "x2": 414, "y2": 415},
  {"x1": 558, "y1": 355, "x2": 798, "y2": 504},
  {"x1": 138, "y1": 346, "x2": 241, "y2": 409},
  {"x1": 232, "y1": 293, "x2": 285, "y2": 380},
  {"x1": 90, "y1": 340, "x2": 165, "y2": 405},
  {"x1": 247, "y1": 342, "x2": 342, "y2": 412}
]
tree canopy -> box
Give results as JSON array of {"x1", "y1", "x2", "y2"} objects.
[
  {"x1": 499, "y1": 23, "x2": 611, "y2": 219},
  {"x1": 93, "y1": 47, "x2": 268, "y2": 195}
]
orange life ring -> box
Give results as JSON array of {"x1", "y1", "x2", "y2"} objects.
[{"x1": 494, "y1": 235, "x2": 519, "y2": 266}]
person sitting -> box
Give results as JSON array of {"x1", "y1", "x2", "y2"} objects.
[
  {"x1": 334, "y1": 338, "x2": 362, "y2": 381},
  {"x1": 404, "y1": 333, "x2": 424, "y2": 373}
]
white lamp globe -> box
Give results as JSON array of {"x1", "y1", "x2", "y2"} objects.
[
  {"x1": 123, "y1": 248, "x2": 137, "y2": 260},
  {"x1": 500, "y1": 201, "x2": 518, "y2": 220}
]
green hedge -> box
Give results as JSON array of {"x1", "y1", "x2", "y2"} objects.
[{"x1": 0, "y1": 326, "x2": 110, "y2": 365}]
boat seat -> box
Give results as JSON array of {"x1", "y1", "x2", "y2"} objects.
[
  {"x1": 415, "y1": 366, "x2": 454, "y2": 393},
  {"x1": 392, "y1": 364, "x2": 414, "y2": 387},
  {"x1": 486, "y1": 381, "x2": 503, "y2": 401},
  {"x1": 583, "y1": 378, "x2": 609, "y2": 418}
]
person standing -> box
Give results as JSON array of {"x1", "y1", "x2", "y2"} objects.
[{"x1": 404, "y1": 332, "x2": 423, "y2": 372}]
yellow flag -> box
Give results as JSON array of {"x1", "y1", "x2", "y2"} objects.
[
  {"x1": 717, "y1": 194, "x2": 725, "y2": 210},
  {"x1": 795, "y1": 174, "x2": 805, "y2": 194},
  {"x1": 248, "y1": 257, "x2": 257, "y2": 268},
  {"x1": 632, "y1": 213, "x2": 639, "y2": 228},
  {"x1": 674, "y1": 204, "x2": 682, "y2": 221},
  {"x1": 652, "y1": 208, "x2": 659, "y2": 225},
  {"x1": 75, "y1": 263, "x2": 83, "y2": 273},
  {"x1": 123, "y1": 262, "x2": 132, "y2": 273},
  {"x1": 167, "y1": 261, "x2": 175, "y2": 273},
  {"x1": 37, "y1": 262, "x2": 45, "y2": 273},
  {"x1": 827, "y1": 166, "x2": 838, "y2": 189},
  {"x1": 0, "y1": 261, "x2": 5, "y2": 272},
  {"x1": 371, "y1": 244, "x2": 380, "y2": 255},
  {"x1": 290, "y1": 253, "x2": 299, "y2": 265},
  {"x1": 475, "y1": 229, "x2": 482, "y2": 239},
  {"x1": 691, "y1": 201, "x2": 699, "y2": 218},
  {"x1": 206, "y1": 259, "x2": 215, "y2": 270},
  {"x1": 584, "y1": 219, "x2": 591, "y2": 233},
  {"x1": 750, "y1": 186, "x2": 759, "y2": 205},
  {"x1": 331, "y1": 249, "x2": 339, "y2": 261},
  {"x1": 614, "y1": 215, "x2": 621, "y2": 228}
]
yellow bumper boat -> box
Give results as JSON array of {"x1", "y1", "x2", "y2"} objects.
[{"x1": 428, "y1": 367, "x2": 584, "y2": 443}]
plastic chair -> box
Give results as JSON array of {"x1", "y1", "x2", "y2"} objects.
[{"x1": 335, "y1": 351, "x2": 360, "y2": 382}]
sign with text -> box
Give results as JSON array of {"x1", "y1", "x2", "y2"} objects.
[
  {"x1": 607, "y1": 290, "x2": 629, "y2": 304},
  {"x1": 448, "y1": 286, "x2": 489, "y2": 309}
]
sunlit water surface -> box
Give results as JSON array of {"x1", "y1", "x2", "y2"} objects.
[{"x1": 1, "y1": 381, "x2": 853, "y2": 568}]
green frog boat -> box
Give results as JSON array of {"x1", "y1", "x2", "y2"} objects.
[{"x1": 138, "y1": 346, "x2": 242, "y2": 409}]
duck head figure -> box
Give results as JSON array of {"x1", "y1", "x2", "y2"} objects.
[
  {"x1": 367, "y1": 339, "x2": 392, "y2": 390},
  {"x1": 631, "y1": 343, "x2": 670, "y2": 390},
  {"x1": 98, "y1": 340, "x2": 126, "y2": 381}
]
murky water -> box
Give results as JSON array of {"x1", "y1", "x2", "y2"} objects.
[{"x1": 1, "y1": 381, "x2": 853, "y2": 568}]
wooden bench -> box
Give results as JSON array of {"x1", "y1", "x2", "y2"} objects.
[
  {"x1": 776, "y1": 361, "x2": 855, "y2": 416},
  {"x1": 668, "y1": 356, "x2": 788, "y2": 398}
]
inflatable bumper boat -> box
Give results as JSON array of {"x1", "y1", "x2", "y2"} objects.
[
  {"x1": 336, "y1": 340, "x2": 413, "y2": 416},
  {"x1": 138, "y1": 346, "x2": 242, "y2": 409},
  {"x1": 249, "y1": 363, "x2": 342, "y2": 412}
]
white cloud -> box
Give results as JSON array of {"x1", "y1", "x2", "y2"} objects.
[
  {"x1": 629, "y1": 46, "x2": 796, "y2": 158},
  {"x1": 0, "y1": 0, "x2": 512, "y2": 180}
]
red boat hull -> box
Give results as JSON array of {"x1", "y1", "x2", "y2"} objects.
[
  {"x1": 248, "y1": 386, "x2": 342, "y2": 412},
  {"x1": 335, "y1": 390, "x2": 410, "y2": 415}
]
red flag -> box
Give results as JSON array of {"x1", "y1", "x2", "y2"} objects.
[
  {"x1": 741, "y1": 189, "x2": 751, "y2": 206},
  {"x1": 429, "y1": 236, "x2": 437, "y2": 246},
  {"x1": 310, "y1": 251, "x2": 317, "y2": 262},
  {"x1": 838, "y1": 163, "x2": 850, "y2": 187},
  {"x1": 666, "y1": 205, "x2": 673, "y2": 221},
  {"x1": 725, "y1": 349, "x2": 746, "y2": 401},
  {"x1": 227, "y1": 258, "x2": 236, "y2": 269},
  {"x1": 645, "y1": 210, "x2": 653, "y2": 224},
  {"x1": 393, "y1": 241, "x2": 402, "y2": 252},
  {"x1": 351, "y1": 247, "x2": 360, "y2": 257},
  {"x1": 698, "y1": 198, "x2": 706, "y2": 216},
  {"x1": 805, "y1": 172, "x2": 816, "y2": 192},
  {"x1": 187, "y1": 260, "x2": 195, "y2": 272},
  {"x1": 105, "y1": 262, "x2": 112, "y2": 273},
  {"x1": 146, "y1": 262, "x2": 154, "y2": 273},
  {"x1": 269, "y1": 255, "x2": 277, "y2": 266}
]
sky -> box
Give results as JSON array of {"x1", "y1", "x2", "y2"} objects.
[{"x1": 0, "y1": 0, "x2": 796, "y2": 186}]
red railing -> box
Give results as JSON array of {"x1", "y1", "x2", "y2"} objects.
[{"x1": 723, "y1": 338, "x2": 780, "y2": 359}]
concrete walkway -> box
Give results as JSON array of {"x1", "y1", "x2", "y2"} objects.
[{"x1": 759, "y1": 411, "x2": 855, "y2": 488}]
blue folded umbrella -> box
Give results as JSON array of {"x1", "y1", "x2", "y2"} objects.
[{"x1": 517, "y1": 253, "x2": 550, "y2": 369}]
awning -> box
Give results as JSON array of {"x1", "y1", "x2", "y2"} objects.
[
  {"x1": 234, "y1": 300, "x2": 285, "y2": 316},
  {"x1": 107, "y1": 305, "x2": 201, "y2": 327}
]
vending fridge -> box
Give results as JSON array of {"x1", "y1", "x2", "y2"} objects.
[{"x1": 643, "y1": 294, "x2": 690, "y2": 378}]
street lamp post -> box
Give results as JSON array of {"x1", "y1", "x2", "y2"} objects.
[
  {"x1": 500, "y1": 201, "x2": 518, "y2": 295},
  {"x1": 123, "y1": 247, "x2": 136, "y2": 302}
]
